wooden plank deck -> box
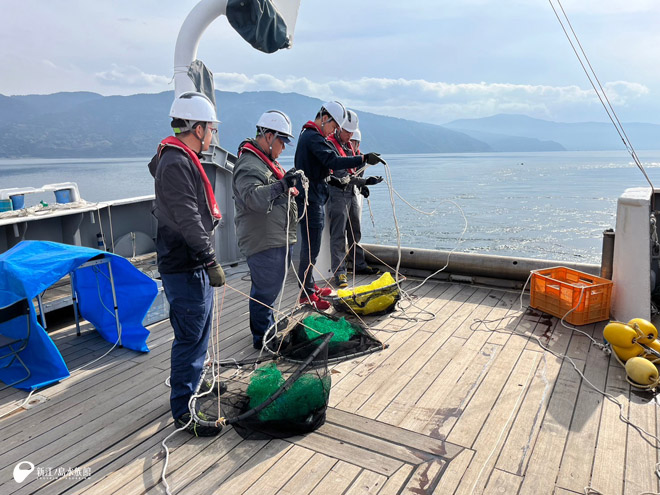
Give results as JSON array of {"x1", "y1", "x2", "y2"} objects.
[{"x1": 0, "y1": 266, "x2": 658, "y2": 494}]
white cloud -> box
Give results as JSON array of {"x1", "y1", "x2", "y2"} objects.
[
  {"x1": 213, "y1": 72, "x2": 650, "y2": 123},
  {"x1": 95, "y1": 64, "x2": 171, "y2": 89}
]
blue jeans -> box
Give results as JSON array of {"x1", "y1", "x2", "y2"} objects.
[
  {"x1": 161, "y1": 269, "x2": 214, "y2": 420},
  {"x1": 247, "y1": 246, "x2": 293, "y2": 346},
  {"x1": 297, "y1": 200, "x2": 324, "y2": 293}
]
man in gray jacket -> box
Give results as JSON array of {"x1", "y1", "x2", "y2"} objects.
[{"x1": 233, "y1": 110, "x2": 303, "y2": 350}]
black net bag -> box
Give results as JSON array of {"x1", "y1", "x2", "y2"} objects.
[
  {"x1": 265, "y1": 306, "x2": 386, "y2": 365},
  {"x1": 193, "y1": 333, "x2": 332, "y2": 438}
]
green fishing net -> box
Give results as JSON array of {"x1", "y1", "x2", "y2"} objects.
[
  {"x1": 247, "y1": 362, "x2": 331, "y2": 422},
  {"x1": 303, "y1": 314, "x2": 357, "y2": 342}
]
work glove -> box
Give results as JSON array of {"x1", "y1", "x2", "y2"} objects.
[
  {"x1": 349, "y1": 176, "x2": 367, "y2": 188},
  {"x1": 360, "y1": 186, "x2": 370, "y2": 198},
  {"x1": 281, "y1": 168, "x2": 303, "y2": 189},
  {"x1": 365, "y1": 176, "x2": 383, "y2": 186},
  {"x1": 327, "y1": 175, "x2": 350, "y2": 188},
  {"x1": 363, "y1": 152, "x2": 382, "y2": 165},
  {"x1": 205, "y1": 260, "x2": 226, "y2": 287}
]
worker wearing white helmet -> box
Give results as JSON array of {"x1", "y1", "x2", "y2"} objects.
[
  {"x1": 327, "y1": 112, "x2": 382, "y2": 287},
  {"x1": 294, "y1": 101, "x2": 382, "y2": 309},
  {"x1": 233, "y1": 110, "x2": 304, "y2": 349},
  {"x1": 147, "y1": 91, "x2": 225, "y2": 437},
  {"x1": 350, "y1": 128, "x2": 361, "y2": 152}
]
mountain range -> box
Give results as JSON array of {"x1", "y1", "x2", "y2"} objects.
[{"x1": 0, "y1": 91, "x2": 658, "y2": 158}]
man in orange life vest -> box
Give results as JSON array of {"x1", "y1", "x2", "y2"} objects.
[
  {"x1": 294, "y1": 101, "x2": 382, "y2": 309},
  {"x1": 148, "y1": 92, "x2": 225, "y2": 437},
  {"x1": 232, "y1": 110, "x2": 303, "y2": 350},
  {"x1": 327, "y1": 110, "x2": 383, "y2": 288}
]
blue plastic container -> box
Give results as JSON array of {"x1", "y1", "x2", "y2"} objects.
[
  {"x1": 10, "y1": 194, "x2": 25, "y2": 210},
  {"x1": 54, "y1": 189, "x2": 71, "y2": 204},
  {"x1": 0, "y1": 199, "x2": 12, "y2": 212}
]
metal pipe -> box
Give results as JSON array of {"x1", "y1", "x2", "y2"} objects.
[
  {"x1": 601, "y1": 229, "x2": 615, "y2": 280},
  {"x1": 173, "y1": 0, "x2": 228, "y2": 97},
  {"x1": 361, "y1": 243, "x2": 600, "y2": 282},
  {"x1": 106, "y1": 261, "x2": 123, "y2": 348}
]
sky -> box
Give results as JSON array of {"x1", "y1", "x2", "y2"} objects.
[{"x1": 2, "y1": 0, "x2": 660, "y2": 125}]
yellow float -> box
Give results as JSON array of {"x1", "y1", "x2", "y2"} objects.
[
  {"x1": 627, "y1": 318, "x2": 658, "y2": 344},
  {"x1": 625, "y1": 357, "x2": 659, "y2": 386},
  {"x1": 610, "y1": 344, "x2": 644, "y2": 362},
  {"x1": 603, "y1": 321, "x2": 638, "y2": 348}
]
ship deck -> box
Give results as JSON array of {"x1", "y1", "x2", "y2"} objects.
[{"x1": 0, "y1": 266, "x2": 657, "y2": 495}]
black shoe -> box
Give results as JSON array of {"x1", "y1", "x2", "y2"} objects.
[
  {"x1": 199, "y1": 380, "x2": 227, "y2": 396},
  {"x1": 255, "y1": 334, "x2": 283, "y2": 351},
  {"x1": 355, "y1": 265, "x2": 379, "y2": 275},
  {"x1": 174, "y1": 412, "x2": 222, "y2": 437}
]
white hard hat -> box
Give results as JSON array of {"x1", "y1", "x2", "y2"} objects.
[
  {"x1": 351, "y1": 128, "x2": 361, "y2": 142},
  {"x1": 256, "y1": 110, "x2": 294, "y2": 144},
  {"x1": 342, "y1": 110, "x2": 359, "y2": 133},
  {"x1": 321, "y1": 100, "x2": 347, "y2": 128},
  {"x1": 169, "y1": 92, "x2": 219, "y2": 124}
]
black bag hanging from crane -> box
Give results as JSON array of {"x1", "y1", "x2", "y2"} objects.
[{"x1": 226, "y1": 0, "x2": 290, "y2": 53}]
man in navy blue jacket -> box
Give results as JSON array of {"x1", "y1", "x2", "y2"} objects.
[{"x1": 294, "y1": 101, "x2": 381, "y2": 309}]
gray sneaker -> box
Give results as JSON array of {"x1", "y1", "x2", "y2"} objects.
[{"x1": 336, "y1": 273, "x2": 348, "y2": 288}]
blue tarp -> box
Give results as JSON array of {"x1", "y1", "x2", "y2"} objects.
[{"x1": 0, "y1": 241, "x2": 158, "y2": 390}]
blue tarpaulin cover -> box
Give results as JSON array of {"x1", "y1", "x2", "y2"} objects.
[{"x1": 0, "y1": 241, "x2": 158, "y2": 390}]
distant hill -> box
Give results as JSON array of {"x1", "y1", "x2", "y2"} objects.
[
  {"x1": 0, "y1": 91, "x2": 491, "y2": 158},
  {"x1": 3, "y1": 93, "x2": 655, "y2": 158},
  {"x1": 442, "y1": 127, "x2": 565, "y2": 152},
  {"x1": 445, "y1": 114, "x2": 660, "y2": 151}
]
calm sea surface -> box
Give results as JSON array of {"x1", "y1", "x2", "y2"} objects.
[{"x1": 2, "y1": 151, "x2": 660, "y2": 264}]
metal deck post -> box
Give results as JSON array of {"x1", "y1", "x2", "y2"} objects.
[{"x1": 70, "y1": 271, "x2": 82, "y2": 336}]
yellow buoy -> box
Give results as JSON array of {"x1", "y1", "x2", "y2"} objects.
[
  {"x1": 628, "y1": 318, "x2": 658, "y2": 344},
  {"x1": 603, "y1": 322, "x2": 638, "y2": 348},
  {"x1": 611, "y1": 343, "x2": 644, "y2": 362},
  {"x1": 625, "y1": 356, "x2": 659, "y2": 385}
]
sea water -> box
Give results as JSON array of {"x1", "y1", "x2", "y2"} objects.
[{"x1": 2, "y1": 151, "x2": 660, "y2": 264}]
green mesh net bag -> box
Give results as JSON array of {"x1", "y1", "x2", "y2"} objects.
[
  {"x1": 193, "y1": 332, "x2": 332, "y2": 438},
  {"x1": 247, "y1": 362, "x2": 331, "y2": 422}
]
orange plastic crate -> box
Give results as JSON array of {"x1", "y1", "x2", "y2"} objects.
[{"x1": 530, "y1": 266, "x2": 612, "y2": 325}]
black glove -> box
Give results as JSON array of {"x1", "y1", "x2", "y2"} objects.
[
  {"x1": 365, "y1": 176, "x2": 383, "y2": 186},
  {"x1": 328, "y1": 175, "x2": 350, "y2": 188},
  {"x1": 363, "y1": 152, "x2": 382, "y2": 165},
  {"x1": 360, "y1": 186, "x2": 370, "y2": 198},
  {"x1": 205, "y1": 260, "x2": 226, "y2": 287},
  {"x1": 349, "y1": 176, "x2": 367, "y2": 188},
  {"x1": 281, "y1": 168, "x2": 302, "y2": 189}
]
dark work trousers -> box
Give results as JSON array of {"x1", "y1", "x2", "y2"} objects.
[
  {"x1": 296, "y1": 199, "x2": 324, "y2": 294},
  {"x1": 247, "y1": 245, "x2": 293, "y2": 346},
  {"x1": 328, "y1": 186, "x2": 367, "y2": 279},
  {"x1": 161, "y1": 269, "x2": 214, "y2": 420}
]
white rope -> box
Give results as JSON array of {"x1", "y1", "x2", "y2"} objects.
[
  {"x1": 262, "y1": 186, "x2": 299, "y2": 354},
  {"x1": 66, "y1": 265, "x2": 122, "y2": 373},
  {"x1": 0, "y1": 389, "x2": 36, "y2": 420},
  {"x1": 160, "y1": 288, "x2": 225, "y2": 495},
  {"x1": 472, "y1": 280, "x2": 660, "y2": 455}
]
